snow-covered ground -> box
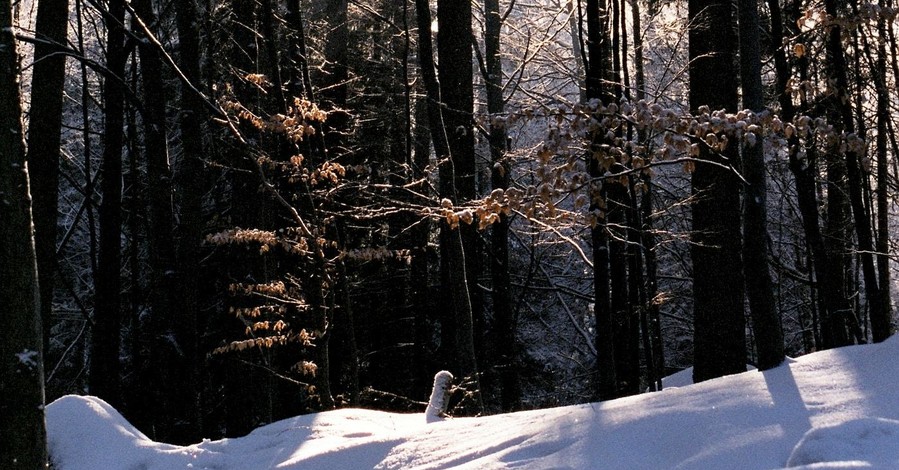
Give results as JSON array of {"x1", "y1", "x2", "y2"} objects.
[{"x1": 47, "y1": 336, "x2": 899, "y2": 469}]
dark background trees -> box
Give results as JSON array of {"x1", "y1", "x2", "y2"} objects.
[{"x1": 2, "y1": 0, "x2": 896, "y2": 452}]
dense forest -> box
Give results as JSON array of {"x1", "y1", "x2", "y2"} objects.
[{"x1": 1, "y1": 0, "x2": 897, "y2": 466}]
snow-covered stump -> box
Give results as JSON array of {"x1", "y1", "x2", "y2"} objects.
[{"x1": 426, "y1": 371, "x2": 454, "y2": 422}]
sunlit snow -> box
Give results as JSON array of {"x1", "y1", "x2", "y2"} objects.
[{"x1": 47, "y1": 336, "x2": 899, "y2": 469}]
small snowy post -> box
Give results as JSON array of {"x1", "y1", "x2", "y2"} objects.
[{"x1": 426, "y1": 371, "x2": 454, "y2": 422}]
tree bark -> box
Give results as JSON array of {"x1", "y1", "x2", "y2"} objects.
[
  {"x1": 738, "y1": 0, "x2": 784, "y2": 369},
  {"x1": 416, "y1": 0, "x2": 481, "y2": 405},
  {"x1": 484, "y1": 0, "x2": 520, "y2": 412},
  {"x1": 130, "y1": 0, "x2": 185, "y2": 440},
  {"x1": 767, "y1": 0, "x2": 851, "y2": 348},
  {"x1": 174, "y1": 0, "x2": 206, "y2": 441},
  {"x1": 0, "y1": 1, "x2": 48, "y2": 464},
  {"x1": 873, "y1": 11, "x2": 893, "y2": 342},
  {"x1": 688, "y1": 0, "x2": 747, "y2": 382},
  {"x1": 437, "y1": 0, "x2": 483, "y2": 390},
  {"x1": 585, "y1": 0, "x2": 618, "y2": 401},
  {"x1": 822, "y1": 0, "x2": 884, "y2": 344},
  {"x1": 26, "y1": 0, "x2": 69, "y2": 356},
  {"x1": 91, "y1": 0, "x2": 127, "y2": 405}
]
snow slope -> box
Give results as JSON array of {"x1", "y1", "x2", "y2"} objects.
[{"x1": 47, "y1": 336, "x2": 899, "y2": 469}]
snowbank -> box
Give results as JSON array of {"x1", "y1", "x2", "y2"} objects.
[{"x1": 47, "y1": 336, "x2": 899, "y2": 469}]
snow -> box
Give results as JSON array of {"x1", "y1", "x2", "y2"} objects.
[
  {"x1": 46, "y1": 336, "x2": 899, "y2": 469},
  {"x1": 425, "y1": 370, "x2": 454, "y2": 422},
  {"x1": 15, "y1": 349, "x2": 39, "y2": 369}
]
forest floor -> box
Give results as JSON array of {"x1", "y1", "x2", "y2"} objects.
[{"x1": 47, "y1": 336, "x2": 899, "y2": 469}]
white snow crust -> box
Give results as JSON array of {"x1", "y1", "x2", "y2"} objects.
[{"x1": 46, "y1": 336, "x2": 899, "y2": 469}]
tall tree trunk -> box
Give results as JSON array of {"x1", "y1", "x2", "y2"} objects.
[
  {"x1": 26, "y1": 0, "x2": 69, "y2": 356},
  {"x1": 405, "y1": 2, "x2": 434, "y2": 401},
  {"x1": 608, "y1": 181, "x2": 637, "y2": 395},
  {"x1": 767, "y1": 0, "x2": 849, "y2": 348},
  {"x1": 0, "y1": 2, "x2": 48, "y2": 465},
  {"x1": 484, "y1": 0, "x2": 519, "y2": 412},
  {"x1": 174, "y1": 0, "x2": 206, "y2": 441},
  {"x1": 822, "y1": 0, "x2": 884, "y2": 343},
  {"x1": 567, "y1": 0, "x2": 587, "y2": 102},
  {"x1": 585, "y1": 0, "x2": 618, "y2": 401},
  {"x1": 615, "y1": 0, "x2": 640, "y2": 395},
  {"x1": 416, "y1": 0, "x2": 481, "y2": 406},
  {"x1": 410, "y1": 96, "x2": 434, "y2": 400},
  {"x1": 131, "y1": 0, "x2": 183, "y2": 441},
  {"x1": 321, "y1": 0, "x2": 355, "y2": 404},
  {"x1": 631, "y1": 0, "x2": 664, "y2": 390},
  {"x1": 873, "y1": 10, "x2": 893, "y2": 342},
  {"x1": 738, "y1": 0, "x2": 784, "y2": 369},
  {"x1": 437, "y1": 0, "x2": 483, "y2": 392},
  {"x1": 688, "y1": 0, "x2": 747, "y2": 382},
  {"x1": 91, "y1": 0, "x2": 127, "y2": 406}
]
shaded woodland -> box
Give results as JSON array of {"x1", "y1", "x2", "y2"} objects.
[{"x1": 2, "y1": 0, "x2": 898, "y2": 465}]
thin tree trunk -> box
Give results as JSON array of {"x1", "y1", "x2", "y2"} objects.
[
  {"x1": 585, "y1": 0, "x2": 618, "y2": 401},
  {"x1": 0, "y1": 2, "x2": 48, "y2": 464},
  {"x1": 567, "y1": 0, "x2": 586, "y2": 102},
  {"x1": 26, "y1": 0, "x2": 69, "y2": 356},
  {"x1": 738, "y1": 0, "x2": 784, "y2": 369},
  {"x1": 767, "y1": 0, "x2": 844, "y2": 349},
  {"x1": 822, "y1": 0, "x2": 884, "y2": 343},
  {"x1": 484, "y1": 0, "x2": 519, "y2": 412},
  {"x1": 631, "y1": 0, "x2": 663, "y2": 390},
  {"x1": 174, "y1": 0, "x2": 206, "y2": 441},
  {"x1": 410, "y1": 96, "x2": 433, "y2": 400},
  {"x1": 322, "y1": 0, "x2": 353, "y2": 405},
  {"x1": 91, "y1": 0, "x2": 127, "y2": 405},
  {"x1": 616, "y1": 0, "x2": 640, "y2": 396},
  {"x1": 872, "y1": 9, "x2": 893, "y2": 341},
  {"x1": 132, "y1": 0, "x2": 182, "y2": 441}
]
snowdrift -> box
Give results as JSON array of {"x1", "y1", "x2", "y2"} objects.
[{"x1": 47, "y1": 336, "x2": 899, "y2": 469}]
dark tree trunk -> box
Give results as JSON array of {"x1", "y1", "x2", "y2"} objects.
[
  {"x1": 608, "y1": 182, "x2": 638, "y2": 395},
  {"x1": 767, "y1": 0, "x2": 851, "y2": 348},
  {"x1": 321, "y1": 0, "x2": 358, "y2": 404},
  {"x1": 174, "y1": 0, "x2": 206, "y2": 442},
  {"x1": 410, "y1": 96, "x2": 434, "y2": 400},
  {"x1": 131, "y1": 0, "x2": 183, "y2": 441},
  {"x1": 415, "y1": 0, "x2": 481, "y2": 405},
  {"x1": 0, "y1": 3, "x2": 48, "y2": 465},
  {"x1": 91, "y1": 0, "x2": 127, "y2": 406},
  {"x1": 873, "y1": 12, "x2": 893, "y2": 342},
  {"x1": 484, "y1": 0, "x2": 520, "y2": 412},
  {"x1": 26, "y1": 0, "x2": 69, "y2": 356},
  {"x1": 585, "y1": 0, "x2": 618, "y2": 401},
  {"x1": 631, "y1": 0, "x2": 664, "y2": 391},
  {"x1": 437, "y1": 0, "x2": 483, "y2": 392},
  {"x1": 738, "y1": 0, "x2": 784, "y2": 369},
  {"x1": 285, "y1": 0, "x2": 313, "y2": 102},
  {"x1": 822, "y1": 0, "x2": 884, "y2": 344},
  {"x1": 261, "y1": 0, "x2": 288, "y2": 113},
  {"x1": 688, "y1": 0, "x2": 747, "y2": 382},
  {"x1": 613, "y1": 0, "x2": 640, "y2": 397}
]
